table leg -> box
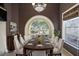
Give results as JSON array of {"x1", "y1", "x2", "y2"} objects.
[
  {"x1": 30, "y1": 51, "x2": 32, "y2": 56},
  {"x1": 23, "y1": 47, "x2": 26, "y2": 56},
  {"x1": 50, "y1": 49, "x2": 53, "y2": 56}
]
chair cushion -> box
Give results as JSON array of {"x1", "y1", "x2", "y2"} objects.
[
  {"x1": 53, "y1": 47, "x2": 60, "y2": 54},
  {"x1": 14, "y1": 35, "x2": 22, "y2": 50}
]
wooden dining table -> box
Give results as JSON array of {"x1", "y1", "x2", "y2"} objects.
[{"x1": 23, "y1": 39, "x2": 53, "y2": 56}]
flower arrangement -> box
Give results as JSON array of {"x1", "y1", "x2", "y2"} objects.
[
  {"x1": 37, "y1": 35, "x2": 43, "y2": 44},
  {"x1": 54, "y1": 30, "x2": 60, "y2": 38}
]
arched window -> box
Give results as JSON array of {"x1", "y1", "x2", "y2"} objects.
[
  {"x1": 30, "y1": 18, "x2": 49, "y2": 35},
  {"x1": 25, "y1": 15, "x2": 54, "y2": 39}
]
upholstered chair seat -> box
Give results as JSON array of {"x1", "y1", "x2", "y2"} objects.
[{"x1": 53, "y1": 47, "x2": 60, "y2": 54}]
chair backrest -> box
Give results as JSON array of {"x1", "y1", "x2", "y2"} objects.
[
  {"x1": 54, "y1": 36, "x2": 58, "y2": 43},
  {"x1": 49, "y1": 38, "x2": 54, "y2": 44},
  {"x1": 58, "y1": 39, "x2": 64, "y2": 51},
  {"x1": 24, "y1": 35, "x2": 31, "y2": 42},
  {"x1": 14, "y1": 35, "x2": 22, "y2": 50},
  {"x1": 19, "y1": 34, "x2": 25, "y2": 45},
  {"x1": 24, "y1": 35, "x2": 27, "y2": 41},
  {"x1": 52, "y1": 36, "x2": 59, "y2": 47}
]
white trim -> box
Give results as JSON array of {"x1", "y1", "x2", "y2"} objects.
[
  {"x1": 65, "y1": 41, "x2": 79, "y2": 50},
  {"x1": 0, "y1": 6, "x2": 7, "y2": 11},
  {"x1": 24, "y1": 15, "x2": 54, "y2": 38},
  {"x1": 62, "y1": 3, "x2": 79, "y2": 15}
]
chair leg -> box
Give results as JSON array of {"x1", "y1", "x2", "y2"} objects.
[
  {"x1": 46, "y1": 50, "x2": 50, "y2": 56},
  {"x1": 59, "y1": 53, "x2": 61, "y2": 56},
  {"x1": 30, "y1": 52, "x2": 32, "y2": 56},
  {"x1": 25, "y1": 50, "x2": 32, "y2": 56},
  {"x1": 28, "y1": 51, "x2": 32, "y2": 56},
  {"x1": 46, "y1": 50, "x2": 48, "y2": 56}
]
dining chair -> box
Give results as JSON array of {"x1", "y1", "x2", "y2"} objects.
[
  {"x1": 52, "y1": 39, "x2": 64, "y2": 56},
  {"x1": 19, "y1": 34, "x2": 25, "y2": 45},
  {"x1": 46, "y1": 38, "x2": 64, "y2": 56},
  {"x1": 24, "y1": 35, "x2": 31, "y2": 43},
  {"x1": 14, "y1": 35, "x2": 31, "y2": 56},
  {"x1": 49, "y1": 39, "x2": 54, "y2": 44},
  {"x1": 53, "y1": 36, "x2": 58, "y2": 44},
  {"x1": 48, "y1": 36, "x2": 58, "y2": 49}
]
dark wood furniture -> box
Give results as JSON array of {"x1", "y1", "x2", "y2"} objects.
[
  {"x1": 7, "y1": 35, "x2": 15, "y2": 52},
  {"x1": 23, "y1": 40, "x2": 53, "y2": 56},
  {"x1": 7, "y1": 34, "x2": 21, "y2": 52}
]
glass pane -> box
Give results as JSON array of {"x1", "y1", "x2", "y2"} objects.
[
  {"x1": 64, "y1": 17, "x2": 79, "y2": 55},
  {"x1": 30, "y1": 18, "x2": 49, "y2": 35}
]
